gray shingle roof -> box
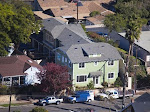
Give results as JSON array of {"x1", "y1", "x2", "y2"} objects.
[
  {"x1": 64, "y1": 42, "x2": 122, "y2": 63},
  {"x1": 57, "y1": 28, "x2": 90, "y2": 51},
  {"x1": 119, "y1": 31, "x2": 150, "y2": 53},
  {"x1": 42, "y1": 18, "x2": 65, "y2": 32}
]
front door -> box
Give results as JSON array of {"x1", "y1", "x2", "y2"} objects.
[{"x1": 93, "y1": 76, "x2": 99, "y2": 87}]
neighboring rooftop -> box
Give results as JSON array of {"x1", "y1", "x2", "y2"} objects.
[
  {"x1": 119, "y1": 31, "x2": 150, "y2": 53},
  {"x1": 37, "y1": 0, "x2": 68, "y2": 10},
  {"x1": 60, "y1": 42, "x2": 122, "y2": 63},
  {"x1": 0, "y1": 55, "x2": 42, "y2": 77}
]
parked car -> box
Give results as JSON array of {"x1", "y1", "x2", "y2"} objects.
[
  {"x1": 38, "y1": 96, "x2": 63, "y2": 106},
  {"x1": 67, "y1": 90, "x2": 94, "y2": 104},
  {"x1": 97, "y1": 89, "x2": 134, "y2": 100}
]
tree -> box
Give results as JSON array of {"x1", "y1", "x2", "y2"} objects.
[
  {"x1": 0, "y1": 32, "x2": 11, "y2": 56},
  {"x1": 104, "y1": 13, "x2": 145, "y2": 109},
  {"x1": 104, "y1": 14, "x2": 125, "y2": 36},
  {"x1": 38, "y1": 63, "x2": 71, "y2": 95},
  {"x1": 0, "y1": 1, "x2": 42, "y2": 55},
  {"x1": 114, "y1": 77, "x2": 123, "y2": 87}
]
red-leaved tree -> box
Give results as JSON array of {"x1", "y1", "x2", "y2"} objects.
[{"x1": 38, "y1": 63, "x2": 71, "y2": 95}]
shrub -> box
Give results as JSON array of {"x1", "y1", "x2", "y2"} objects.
[
  {"x1": 87, "y1": 81, "x2": 94, "y2": 89},
  {"x1": 0, "y1": 84, "x2": 9, "y2": 95},
  {"x1": 13, "y1": 111, "x2": 21, "y2": 112},
  {"x1": 101, "y1": 82, "x2": 108, "y2": 88},
  {"x1": 114, "y1": 77, "x2": 123, "y2": 87},
  {"x1": 29, "y1": 107, "x2": 48, "y2": 112},
  {"x1": 90, "y1": 11, "x2": 100, "y2": 17}
]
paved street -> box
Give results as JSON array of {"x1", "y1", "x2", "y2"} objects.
[{"x1": 0, "y1": 98, "x2": 131, "y2": 112}]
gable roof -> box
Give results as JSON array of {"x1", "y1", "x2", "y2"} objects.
[
  {"x1": 119, "y1": 31, "x2": 150, "y2": 53},
  {"x1": 128, "y1": 92, "x2": 150, "y2": 112},
  {"x1": 61, "y1": 42, "x2": 122, "y2": 63},
  {"x1": 37, "y1": 0, "x2": 68, "y2": 10},
  {"x1": 42, "y1": 18, "x2": 90, "y2": 40},
  {"x1": 0, "y1": 55, "x2": 42, "y2": 77}
]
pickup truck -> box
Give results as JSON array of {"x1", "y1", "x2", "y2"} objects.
[
  {"x1": 97, "y1": 89, "x2": 134, "y2": 100},
  {"x1": 38, "y1": 96, "x2": 63, "y2": 106}
]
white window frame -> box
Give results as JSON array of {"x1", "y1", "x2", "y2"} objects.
[
  {"x1": 57, "y1": 53, "x2": 61, "y2": 61},
  {"x1": 76, "y1": 75, "x2": 87, "y2": 83},
  {"x1": 108, "y1": 72, "x2": 115, "y2": 79},
  {"x1": 94, "y1": 61, "x2": 98, "y2": 66},
  {"x1": 62, "y1": 56, "x2": 64, "y2": 63},
  {"x1": 79, "y1": 63, "x2": 85, "y2": 69},
  {"x1": 108, "y1": 60, "x2": 114, "y2": 66}
]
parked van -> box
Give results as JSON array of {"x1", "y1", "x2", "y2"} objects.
[{"x1": 68, "y1": 90, "x2": 94, "y2": 104}]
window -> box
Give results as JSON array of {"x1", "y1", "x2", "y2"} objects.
[
  {"x1": 108, "y1": 60, "x2": 114, "y2": 65},
  {"x1": 62, "y1": 56, "x2": 64, "y2": 63},
  {"x1": 65, "y1": 58, "x2": 67, "y2": 63},
  {"x1": 79, "y1": 63, "x2": 85, "y2": 68},
  {"x1": 93, "y1": 54, "x2": 97, "y2": 57},
  {"x1": 94, "y1": 62, "x2": 98, "y2": 66},
  {"x1": 57, "y1": 53, "x2": 61, "y2": 61},
  {"x1": 68, "y1": 60, "x2": 72, "y2": 68},
  {"x1": 77, "y1": 75, "x2": 87, "y2": 82},
  {"x1": 108, "y1": 73, "x2": 114, "y2": 79}
]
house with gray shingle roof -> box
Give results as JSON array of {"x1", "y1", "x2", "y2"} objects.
[
  {"x1": 31, "y1": 18, "x2": 122, "y2": 88},
  {"x1": 119, "y1": 31, "x2": 150, "y2": 74},
  {"x1": 55, "y1": 42, "x2": 122, "y2": 88},
  {"x1": 31, "y1": 18, "x2": 91, "y2": 59}
]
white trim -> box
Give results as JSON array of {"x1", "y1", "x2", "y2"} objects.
[
  {"x1": 76, "y1": 74, "x2": 87, "y2": 83},
  {"x1": 108, "y1": 72, "x2": 115, "y2": 79},
  {"x1": 78, "y1": 62, "x2": 86, "y2": 69}
]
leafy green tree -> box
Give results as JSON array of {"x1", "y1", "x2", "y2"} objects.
[
  {"x1": 0, "y1": 1, "x2": 42, "y2": 55},
  {"x1": 0, "y1": 32, "x2": 11, "y2": 56},
  {"x1": 104, "y1": 14, "x2": 125, "y2": 35},
  {"x1": 114, "y1": 77, "x2": 123, "y2": 87}
]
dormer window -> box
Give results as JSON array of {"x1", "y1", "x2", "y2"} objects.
[
  {"x1": 79, "y1": 63, "x2": 85, "y2": 68},
  {"x1": 93, "y1": 54, "x2": 97, "y2": 57},
  {"x1": 108, "y1": 60, "x2": 114, "y2": 66}
]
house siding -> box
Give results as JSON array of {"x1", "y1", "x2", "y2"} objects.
[
  {"x1": 73, "y1": 60, "x2": 119, "y2": 87},
  {"x1": 56, "y1": 49, "x2": 119, "y2": 87}
]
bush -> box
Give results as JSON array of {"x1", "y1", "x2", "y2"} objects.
[
  {"x1": 87, "y1": 81, "x2": 94, "y2": 89},
  {"x1": 114, "y1": 77, "x2": 123, "y2": 87},
  {"x1": 101, "y1": 82, "x2": 108, "y2": 88},
  {"x1": 90, "y1": 11, "x2": 100, "y2": 17},
  {"x1": 0, "y1": 84, "x2": 9, "y2": 95},
  {"x1": 29, "y1": 107, "x2": 48, "y2": 112}
]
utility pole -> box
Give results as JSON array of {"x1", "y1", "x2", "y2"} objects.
[
  {"x1": 8, "y1": 78, "x2": 13, "y2": 112},
  {"x1": 77, "y1": 1, "x2": 78, "y2": 24}
]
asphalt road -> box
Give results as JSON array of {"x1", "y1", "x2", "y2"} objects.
[{"x1": 0, "y1": 98, "x2": 131, "y2": 112}]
